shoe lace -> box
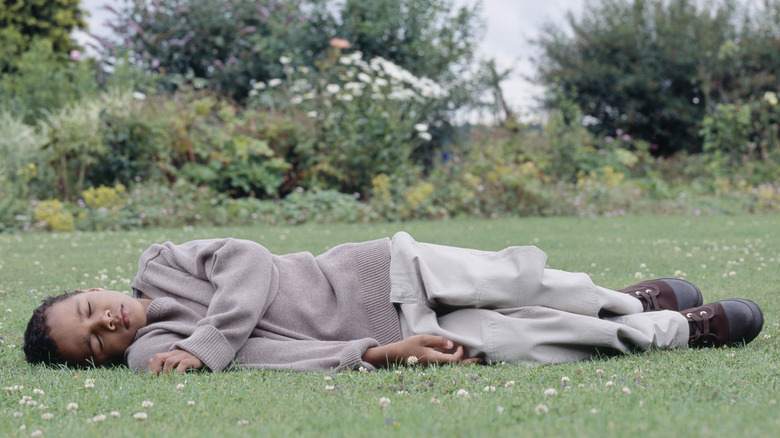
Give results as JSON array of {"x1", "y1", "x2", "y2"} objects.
[
  {"x1": 630, "y1": 287, "x2": 659, "y2": 311},
  {"x1": 686, "y1": 308, "x2": 716, "y2": 346}
]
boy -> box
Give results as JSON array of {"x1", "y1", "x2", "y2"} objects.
[{"x1": 24, "y1": 233, "x2": 764, "y2": 373}]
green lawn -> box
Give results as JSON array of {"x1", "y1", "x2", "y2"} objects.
[{"x1": 1, "y1": 216, "x2": 778, "y2": 437}]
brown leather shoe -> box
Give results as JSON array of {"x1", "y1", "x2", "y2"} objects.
[
  {"x1": 618, "y1": 278, "x2": 703, "y2": 311},
  {"x1": 684, "y1": 299, "x2": 764, "y2": 348}
]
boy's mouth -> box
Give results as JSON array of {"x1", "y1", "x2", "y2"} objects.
[{"x1": 120, "y1": 304, "x2": 130, "y2": 329}]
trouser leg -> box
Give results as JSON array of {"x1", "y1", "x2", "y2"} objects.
[
  {"x1": 390, "y1": 231, "x2": 642, "y2": 316},
  {"x1": 397, "y1": 303, "x2": 690, "y2": 365}
]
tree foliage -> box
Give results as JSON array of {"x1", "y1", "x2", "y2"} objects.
[
  {"x1": 105, "y1": 0, "x2": 483, "y2": 107},
  {"x1": 534, "y1": 0, "x2": 780, "y2": 156},
  {"x1": 0, "y1": 0, "x2": 87, "y2": 72}
]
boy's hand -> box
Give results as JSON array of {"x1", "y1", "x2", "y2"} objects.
[
  {"x1": 362, "y1": 335, "x2": 483, "y2": 368},
  {"x1": 148, "y1": 349, "x2": 205, "y2": 374}
]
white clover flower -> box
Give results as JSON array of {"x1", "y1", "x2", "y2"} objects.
[
  {"x1": 237, "y1": 420, "x2": 249, "y2": 426},
  {"x1": 13, "y1": 411, "x2": 22, "y2": 418},
  {"x1": 84, "y1": 379, "x2": 95, "y2": 388},
  {"x1": 176, "y1": 383, "x2": 185, "y2": 391},
  {"x1": 66, "y1": 402, "x2": 78, "y2": 412},
  {"x1": 378, "y1": 397, "x2": 391, "y2": 408},
  {"x1": 561, "y1": 376, "x2": 571, "y2": 384},
  {"x1": 534, "y1": 404, "x2": 549, "y2": 415},
  {"x1": 418, "y1": 132, "x2": 432, "y2": 141},
  {"x1": 133, "y1": 412, "x2": 147, "y2": 420},
  {"x1": 544, "y1": 388, "x2": 558, "y2": 396},
  {"x1": 268, "y1": 78, "x2": 283, "y2": 87},
  {"x1": 430, "y1": 397, "x2": 441, "y2": 404},
  {"x1": 290, "y1": 96, "x2": 303, "y2": 104},
  {"x1": 141, "y1": 400, "x2": 153, "y2": 409},
  {"x1": 93, "y1": 414, "x2": 107, "y2": 422},
  {"x1": 357, "y1": 72, "x2": 372, "y2": 83},
  {"x1": 279, "y1": 56, "x2": 292, "y2": 65},
  {"x1": 590, "y1": 408, "x2": 599, "y2": 414},
  {"x1": 504, "y1": 380, "x2": 515, "y2": 388},
  {"x1": 339, "y1": 56, "x2": 352, "y2": 65},
  {"x1": 41, "y1": 413, "x2": 53, "y2": 420},
  {"x1": 358, "y1": 366, "x2": 368, "y2": 373},
  {"x1": 187, "y1": 400, "x2": 195, "y2": 406},
  {"x1": 497, "y1": 406, "x2": 505, "y2": 414},
  {"x1": 406, "y1": 356, "x2": 419, "y2": 366},
  {"x1": 483, "y1": 385, "x2": 496, "y2": 392},
  {"x1": 252, "y1": 81, "x2": 267, "y2": 90},
  {"x1": 325, "y1": 84, "x2": 341, "y2": 94},
  {"x1": 324, "y1": 375, "x2": 333, "y2": 381},
  {"x1": 596, "y1": 369, "x2": 604, "y2": 376},
  {"x1": 764, "y1": 91, "x2": 778, "y2": 106},
  {"x1": 456, "y1": 389, "x2": 469, "y2": 398},
  {"x1": 414, "y1": 123, "x2": 428, "y2": 132},
  {"x1": 306, "y1": 111, "x2": 319, "y2": 119},
  {"x1": 605, "y1": 381, "x2": 615, "y2": 389},
  {"x1": 622, "y1": 387, "x2": 631, "y2": 394},
  {"x1": 298, "y1": 66, "x2": 310, "y2": 74},
  {"x1": 374, "y1": 78, "x2": 388, "y2": 87},
  {"x1": 33, "y1": 388, "x2": 44, "y2": 396},
  {"x1": 325, "y1": 385, "x2": 335, "y2": 391},
  {"x1": 132, "y1": 92, "x2": 146, "y2": 100},
  {"x1": 31, "y1": 430, "x2": 42, "y2": 437},
  {"x1": 110, "y1": 411, "x2": 120, "y2": 418}
]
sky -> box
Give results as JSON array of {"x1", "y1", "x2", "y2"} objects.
[{"x1": 74, "y1": 0, "x2": 587, "y2": 120}]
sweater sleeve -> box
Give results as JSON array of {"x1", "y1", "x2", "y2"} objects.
[
  {"x1": 133, "y1": 239, "x2": 278, "y2": 371},
  {"x1": 233, "y1": 337, "x2": 381, "y2": 372}
]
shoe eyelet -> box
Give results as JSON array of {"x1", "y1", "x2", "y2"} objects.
[
  {"x1": 686, "y1": 313, "x2": 692, "y2": 317},
  {"x1": 700, "y1": 311, "x2": 707, "y2": 316}
]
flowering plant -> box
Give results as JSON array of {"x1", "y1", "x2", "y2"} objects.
[{"x1": 250, "y1": 46, "x2": 447, "y2": 195}]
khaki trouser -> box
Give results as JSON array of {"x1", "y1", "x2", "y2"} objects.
[{"x1": 389, "y1": 232, "x2": 690, "y2": 365}]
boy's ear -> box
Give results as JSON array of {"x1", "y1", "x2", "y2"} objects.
[{"x1": 74, "y1": 288, "x2": 105, "y2": 292}]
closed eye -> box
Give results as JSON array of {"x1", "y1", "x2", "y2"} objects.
[
  {"x1": 88, "y1": 301, "x2": 92, "y2": 317},
  {"x1": 96, "y1": 335, "x2": 104, "y2": 352}
]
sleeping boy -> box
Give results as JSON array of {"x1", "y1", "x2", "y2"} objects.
[{"x1": 24, "y1": 233, "x2": 764, "y2": 373}]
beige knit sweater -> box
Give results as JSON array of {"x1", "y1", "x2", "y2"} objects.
[{"x1": 124, "y1": 238, "x2": 402, "y2": 372}]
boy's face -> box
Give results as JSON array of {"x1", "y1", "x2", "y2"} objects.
[{"x1": 46, "y1": 289, "x2": 148, "y2": 366}]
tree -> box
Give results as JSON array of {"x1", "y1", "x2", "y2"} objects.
[
  {"x1": 0, "y1": 0, "x2": 87, "y2": 72},
  {"x1": 534, "y1": 0, "x2": 745, "y2": 155}
]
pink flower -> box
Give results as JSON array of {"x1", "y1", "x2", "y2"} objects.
[
  {"x1": 69, "y1": 50, "x2": 81, "y2": 61},
  {"x1": 329, "y1": 38, "x2": 351, "y2": 49}
]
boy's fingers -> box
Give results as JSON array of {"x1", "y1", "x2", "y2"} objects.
[{"x1": 419, "y1": 335, "x2": 455, "y2": 351}]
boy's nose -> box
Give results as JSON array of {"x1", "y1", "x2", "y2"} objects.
[{"x1": 102, "y1": 310, "x2": 117, "y2": 330}]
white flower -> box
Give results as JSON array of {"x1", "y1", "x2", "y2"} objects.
[
  {"x1": 41, "y1": 413, "x2": 53, "y2": 420},
  {"x1": 497, "y1": 406, "x2": 504, "y2": 414},
  {"x1": 84, "y1": 379, "x2": 95, "y2": 388},
  {"x1": 110, "y1": 411, "x2": 120, "y2": 418},
  {"x1": 414, "y1": 123, "x2": 428, "y2": 132},
  {"x1": 337, "y1": 94, "x2": 354, "y2": 101},
  {"x1": 279, "y1": 56, "x2": 292, "y2": 65},
  {"x1": 13, "y1": 411, "x2": 22, "y2": 418},
  {"x1": 596, "y1": 369, "x2": 604, "y2": 376},
  {"x1": 325, "y1": 385, "x2": 335, "y2": 391},
  {"x1": 324, "y1": 376, "x2": 333, "y2": 381},
  {"x1": 176, "y1": 383, "x2": 185, "y2": 391},
  {"x1": 141, "y1": 400, "x2": 153, "y2": 409},
  {"x1": 764, "y1": 91, "x2": 778, "y2": 106},
  {"x1": 268, "y1": 78, "x2": 283, "y2": 87},
  {"x1": 31, "y1": 430, "x2": 42, "y2": 437},
  {"x1": 306, "y1": 111, "x2": 318, "y2": 119},
  {"x1": 483, "y1": 386, "x2": 496, "y2": 392},
  {"x1": 406, "y1": 356, "x2": 419, "y2": 366},
  {"x1": 133, "y1": 412, "x2": 147, "y2": 420},
  {"x1": 66, "y1": 403, "x2": 78, "y2": 412},
  {"x1": 237, "y1": 420, "x2": 249, "y2": 426},
  {"x1": 590, "y1": 408, "x2": 599, "y2": 414},
  {"x1": 456, "y1": 389, "x2": 469, "y2": 398},
  {"x1": 326, "y1": 84, "x2": 341, "y2": 94},
  {"x1": 561, "y1": 376, "x2": 571, "y2": 384},
  {"x1": 378, "y1": 397, "x2": 391, "y2": 408},
  {"x1": 132, "y1": 92, "x2": 146, "y2": 100},
  {"x1": 534, "y1": 404, "x2": 549, "y2": 415},
  {"x1": 418, "y1": 132, "x2": 432, "y2": 141},
  {"x1": 291, "y1": 96, "x2": 303, "y2": 104},
  {"x1": 339, "y1": 56, "x2": 352, "y2": 65},
  {"x1": 252, "y1": 81, "x2": 267, "y2": 90},
  {"x1": 622, "y1": 386, "x2": 631, "y2": 394},
  {"x1": 430, "y1": 397, "x2": 441, "y2": 404},
  {"x1": 605, "y1": 381, "x2": 615, "y2": 389},
  {"x1": 544, "y1": 388, "x2": 558, "y2": 396},
  {"x1": 358, "y1": 366, "x2": 368, "y2": 373},
  {"x1": 93, "y1": 414, "x2": 107, "y2": 422},
  {"x1": 33, "y1": 388, "x2": 44, "y2": 396},
  {"x1": 357, "y1": 72, "x2": 372, "y2": 83},
  {"x1": 504, "y1": 380, "x2": 515, "y2": 388}
]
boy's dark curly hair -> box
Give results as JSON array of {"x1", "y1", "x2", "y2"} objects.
[{"x1": 23, "y1": 291, "x2": 81, "y2": 366}]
